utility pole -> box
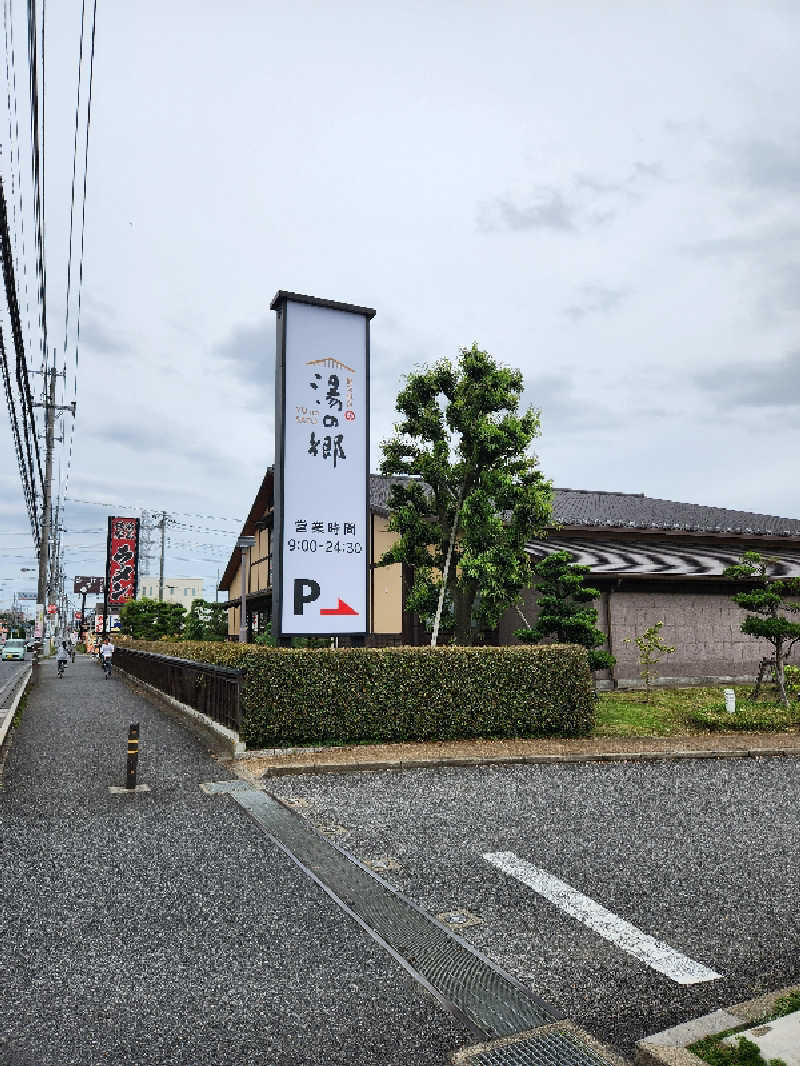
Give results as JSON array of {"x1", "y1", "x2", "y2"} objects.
[
  {"x1": 35, "y1": 365, "x2": 56, "y2": 651},
  {"x1": 158, "y1": 510, "x2": 167, "y2": 600},
  {"x1": 33, "y1": 359, "x2": 75, "y2": 655},
  {"x1": 50, "y1": 499, "x2": 60, "y2": 637}
]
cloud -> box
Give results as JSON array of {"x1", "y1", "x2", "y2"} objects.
[
  {"x1": 211, "y1": 317, "x2": 275, "y2": 412},
  {"x1": 575, "y1": 160, "x2": 665, "y2": 200},
  {"x1": 79, "y1": 313, "x2": 133, "y2": 356},
  {"x1": 687, "y1": 227, "x2": 800, "y2": 258},
  {"x1": 728, "y1": 137, "x2": 800, "y2": 193},
  {"x1": 695, "y1": 350, "x2": 800, "y2": 407},
  {"x1": 214, "y1": 318, "x2": 274, "y2": 383},
  {"x1": 478, "y1": 188, "x2": 576, "y2": 232},
  {"x1": 521, "y1": 372, "x2": 622, "y2": 436},
  {"x1": 479, "y1": 160, "x2": 664, "y2": 235},
  {"x1": 82, "y1": 418, "x2": 234, "y2": 475},
  {"x1": 564, "y1": 284, "x2": 628, "y2": 322}
]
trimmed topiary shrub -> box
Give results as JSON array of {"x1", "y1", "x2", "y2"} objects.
[{"x1": 119, "y1": 638, "x2": 595, "y2": 748}]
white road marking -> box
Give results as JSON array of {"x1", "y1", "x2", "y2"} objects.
[{"x1": 483, "y1": 851, "x2": 722, "y2": 985}]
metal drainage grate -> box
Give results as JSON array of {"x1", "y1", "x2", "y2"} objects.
[
  {"x1": 231, "y1": 790, "x2": 559, "y2": 1039},
  {"x1": 455, "y1": 1026, "x2": 624, "y2": 1066}
]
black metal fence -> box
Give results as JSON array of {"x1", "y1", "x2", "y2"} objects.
[{"x1": 113, "y1": 647, "x2": 242, "y2": 732}]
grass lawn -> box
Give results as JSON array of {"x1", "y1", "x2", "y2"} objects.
[{"x1": 595, "y1": 684, "x2": 800, "y2": 738}]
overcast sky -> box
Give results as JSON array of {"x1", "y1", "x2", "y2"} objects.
[{"x1": 1, "y1": 0, "x2": 799, "y2": 612}]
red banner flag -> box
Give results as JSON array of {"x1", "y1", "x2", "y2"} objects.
[{"x1": 107, "y1": 517, "x2": 140, "y2": 608}]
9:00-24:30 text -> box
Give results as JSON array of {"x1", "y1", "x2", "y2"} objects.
[{"x1": 287, "y1": 539, "x2": 363, "y2": 554}]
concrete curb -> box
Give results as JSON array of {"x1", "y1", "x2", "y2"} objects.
[
  {"x1": 635, "y1": 983, "x2": 800, "y2": 1065},
  {"x1": 0, "y1": 665, "x2": 32, "y2": 751},
  {"x1": 116, "y1": 668, "x2": 245, "y2": 758},
  {"x1": 256, "y1": 745, "x2": 800, "y2": 778}
]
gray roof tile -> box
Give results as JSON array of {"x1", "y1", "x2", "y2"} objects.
[
  {"x1": 369, "y1": 476, "x2": 800, "y2": 536},
  {"x1": 552, "y1": 487, "x2": 800, "y2": 535}
]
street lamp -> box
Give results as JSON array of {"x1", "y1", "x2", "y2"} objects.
[{"x1": 236, "y1": 536, "x2": 256, "y2": 643}]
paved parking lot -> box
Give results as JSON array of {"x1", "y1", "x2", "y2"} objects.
[{"x1": 268, "y1": 757, "x2": 800, "y2": 1056}]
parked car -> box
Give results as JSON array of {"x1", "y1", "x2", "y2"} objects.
[{"x1": 2, "y1": 639, "x2": 26, "y2": 661}]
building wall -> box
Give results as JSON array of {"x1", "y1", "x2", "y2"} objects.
[
  {"x1": 499, "y1": 581, "x2": 786, "y2": 683},
  {"x1": 607, "y1": 588, "x2": 778, "y2": 681},
  {"x1": 372, "y1": 515, "x2": 402, "y2": 633},
  {"x1": 137, "y1": 576, "x2": 204, "y2": 611},
  {"x1": 250, "y1": 528, "x2": 271, "y2": 593}
]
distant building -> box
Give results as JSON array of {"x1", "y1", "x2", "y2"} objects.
[{"x1": 137, "y1": 576, "x2": 204, "y2": 611}]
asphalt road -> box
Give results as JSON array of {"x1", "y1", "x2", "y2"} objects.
[
  {"x1": 0, "y1": 656, "x2": 29, "y2": 692},
  {"x1": 268, "y1": 757, "x2": 800, "y2": 1056}
]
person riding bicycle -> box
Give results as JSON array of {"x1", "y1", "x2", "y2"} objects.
[
  {"x1": 56, "y1": 640, "x2": 70, "y2": 678},
  {"x1": 100, "y1": 637, "x2": 114, "y2": 678}
]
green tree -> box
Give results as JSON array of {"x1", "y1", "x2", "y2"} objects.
[
  {"x1": 183, "y1": 599, "x2": 228, "y2": 641},
  {"x1": 379, "y1": 343, "x2": 552, "y2": 644},
  {"x1": 623, "y1": 621, "x2": 676, "y2": 702},
  {"x1": 119, "y1": 598, "x2": 186, "y2": 640},
  {"x1": 514, "y1": 550, "x2": 615, "y2": 671},
  {"x1": 723, "y1": 550, "x2": 800, "y2": 707}
]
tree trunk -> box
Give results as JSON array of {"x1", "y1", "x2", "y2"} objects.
[
  {"x1": 751, "y1": 656, "x2": 769, "y2": 700},
  {"x1": 775, "y1": 637, "x2": 789, "y2": 709},
  {"x1": 453, "y1": 583, "x2": 477, "y2": 645}
]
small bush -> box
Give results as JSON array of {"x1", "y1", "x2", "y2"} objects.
[
  {"x1": 690, "y1": 1034, "x2": 786, "y2": 1066},
  {"x1": 687, "y1": 696, "x2": 800, "y2": 733},
  {"x1": 773, "y1": 989, "x2": 800, "y2": 1017},
  {"x1": 783, "y1": 665, "x2": 800, "y2": 698},
  {"x1": 121, "y1": 640, "x2": 595, "y2": 748}
]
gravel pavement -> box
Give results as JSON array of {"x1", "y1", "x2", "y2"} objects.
[
  {"x1": 267, "y1": 755, "x2": 800, "y2": 1057},
  {"x1": 0, "y1": 656, "x2": 475, "y2": 1066}
]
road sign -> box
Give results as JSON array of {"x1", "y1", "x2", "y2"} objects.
[{"x1": 46, "y1": 604, "x2": 57, "y2": 614}]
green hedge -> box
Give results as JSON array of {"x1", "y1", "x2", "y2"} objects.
[{"x1": 119, "y1": 638, "x2": 595, "y2": 748}]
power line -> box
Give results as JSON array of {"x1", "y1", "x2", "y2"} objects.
[
  {"x1": 0, "y1": 325, "x2": 36, "y2": 533},
  {"x1": 25, "y1": 0, "x2": 47, "y2": 373},
  {"x1": 0, "y1": 175, "x2": 39, "y2": 539},
  {"x1": 65, "y1": 496, "x2": 243, "y2": 523},
  {"x1": 61, "y1": 0, "x2": 97, "y2": 504}
]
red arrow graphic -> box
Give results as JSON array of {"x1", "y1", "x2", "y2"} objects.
[{"x1": 320, "y1": 599, "x2": 359, "y2": 616}]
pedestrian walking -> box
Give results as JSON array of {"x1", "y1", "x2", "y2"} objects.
[
  {"x1": 99, "y1": 637, "x2": 114, "y2": 679},
  {"x1": 56, "y1": 641, "x2": 70, "y2": 679}
]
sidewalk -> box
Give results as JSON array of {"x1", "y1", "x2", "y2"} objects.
[{"x1": 0, "y1": 656, "x2": 475, "y2": 1066}]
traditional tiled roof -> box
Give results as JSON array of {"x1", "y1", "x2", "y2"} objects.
[
  {"x1": 551, "y1": 488, "x2": 800, "y2": 536},
  {"x1": 370, "y1": 477, "x2": 800, "y2": 536},
  {"x1": 369, "y1": 474, "x2": 416, "y2": 516}
]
